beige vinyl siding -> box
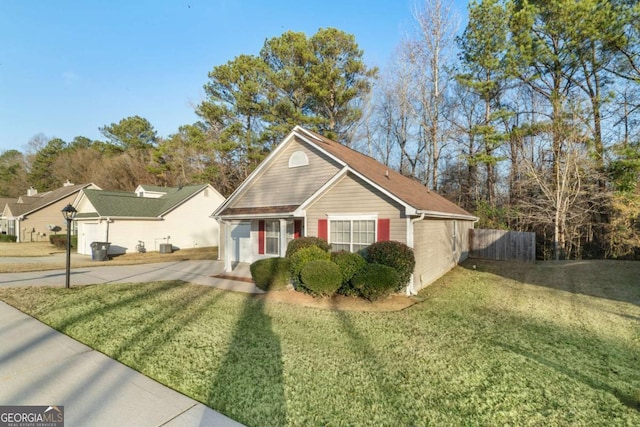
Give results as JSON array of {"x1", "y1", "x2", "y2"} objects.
[
  {"x1": 413, "y1": 219, "x2": 453, "y2": 290},
  {"x1": 16, "y1": 196, "x2": 79, "y2": 242},
  {"x1": 413, "y1": 218, "x2": 475, "y2": 291},
  {"x1": 306, "y1": 172, "x2": 407, "y2": 243},
  {"x1": 232, "y1": 137, "x2": 341, "y2": 208}
]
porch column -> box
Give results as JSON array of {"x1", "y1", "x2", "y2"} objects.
[
  {"x1": 279, "y1": 218, "x2": 287, "y2": 257},
  {"x1": 224, "y1": 221, "x2": 232, "y2": 272}
]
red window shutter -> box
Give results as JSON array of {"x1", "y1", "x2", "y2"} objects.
[
  {"x1": 377, "y1": 218, "x2": 390, "y2": 241},
  {"x1": 318, "y1": 219, "x2": 328, "y2": 240},
  {"x1": 294, "y1": 219, "x2": 302, "y2": 238},
  {"x1": 258, "y1": 220, "x2": 265, "y2": 254}
]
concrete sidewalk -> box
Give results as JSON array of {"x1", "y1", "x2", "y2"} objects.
[{"x1": 0, "y1": 260, "x2": 260, "y2": 426}]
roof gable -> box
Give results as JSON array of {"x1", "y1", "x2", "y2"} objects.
[
  {"x1": 5, "y1": 183, "x2": 98, "y2": 218},
  {"x1": 295, "y1": 127, "x2": 475, "y2": 218},
  {"x1": 216, "y1": 126, "x2": 476, "y2": 220},
  {"x1": 0, "y1": 198, "x2": 14, "y2": 209},
  {"x1": 214, "y1": 130, "x2": 343, "y2": 216},
  {"x1": 134, "y1": 184, "x2": 170, "y2": 198}
]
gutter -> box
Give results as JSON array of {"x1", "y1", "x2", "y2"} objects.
[
  {"x1": 89, "y1": 216, "x2": 164, "y2": 221},
  {"x1": 216, "y1": 213, "x2": 296, "y2": 221},
  {"x1": 416, "y1": 210, "x2": 478, "y2": 221},
  {"x1": 404, "y1": 212, "x2": 480, "y2": 297}
]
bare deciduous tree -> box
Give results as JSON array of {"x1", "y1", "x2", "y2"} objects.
[
  {"x1": 410, "y1": 0, "x2": 459, "y2": 190},
  {"x1": 517, "y1": 106, "x2": 599, "y2": 259}
]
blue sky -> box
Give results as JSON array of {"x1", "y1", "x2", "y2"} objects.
[{"x1": 0, "y1": 1, "x2": 468, "y2": 153}]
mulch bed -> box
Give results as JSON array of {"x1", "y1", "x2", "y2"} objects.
[
  {"x1": 212, "y1": 274, "x2": 255, "y2": 283},
  {"x1": 211, "y1": 274, "x2": 418, "y2": 311}
]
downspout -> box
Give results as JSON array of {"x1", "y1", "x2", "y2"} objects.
[
  {"x1": 16, "y1": 217, "x2": 22, "y2": 243},
  {"x1": 105, "y1": 218, "x2": 110, "y2": 244},
  {"x1": 407, "y1": 213, "x2": 425, "y2": 296},
  {"x1": 468, "y1": 217, "x2": 480, "y2": 261}
]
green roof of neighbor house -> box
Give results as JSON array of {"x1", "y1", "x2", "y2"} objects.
[{"x1": 81, "y1": 184, "x2": 208, "y2": 218}]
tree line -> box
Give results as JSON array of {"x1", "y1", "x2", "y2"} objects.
[{"x1": 1, "y1": 0, "x2": 639, "y2": 260}]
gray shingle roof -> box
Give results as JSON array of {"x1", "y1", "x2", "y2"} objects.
[
  {"x1": 298, "y1": 128, "x2": 475, "y2": 218},
  {"x1": 5, "y1": 184, "x2": 94, "y2": 217}
]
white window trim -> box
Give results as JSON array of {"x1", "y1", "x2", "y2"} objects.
[
  {"x1": 327, "y1": 214, "x2": 378, "y2": 221},
  {"x1": 265, "y1": 219, "x2": 280, "y2": 255},
  {"x1": 327, "y1": 214, "x2": 378, "y2": 252}
]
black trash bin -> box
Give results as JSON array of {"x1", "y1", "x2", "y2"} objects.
[{"x1": 90, "y1": 242, "x2": 110, "y2": 261}]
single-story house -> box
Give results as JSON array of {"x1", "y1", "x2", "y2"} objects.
[
  {"x1": 0, "y1": 198, "x2": 14, "y2": 236},
  {"x1": 74, "y1": 184, "x2": 225, "y2": 255},
  {"x1": 1, "y1": 182, "x2": 99, "y2": 242},
  {"x1": 213, "y1": 126, "x2": 478, "y2": 294}
]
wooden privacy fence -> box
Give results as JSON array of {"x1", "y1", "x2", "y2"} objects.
[{"x1": 469, "y1": 229, "x2": 536, "y2": 262}]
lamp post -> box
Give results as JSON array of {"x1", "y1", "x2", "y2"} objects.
[{"x1": 61, "y1": 204, "x2": 77, "y2": 289}]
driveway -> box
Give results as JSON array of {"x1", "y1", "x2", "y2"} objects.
[{"x1": 0, "y1": 259, "x2": 263, "y2": 293}]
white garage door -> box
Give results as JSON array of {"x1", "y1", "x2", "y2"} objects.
[{"x1": 230, "y1": 222, "x2": 251, "y2": 263}]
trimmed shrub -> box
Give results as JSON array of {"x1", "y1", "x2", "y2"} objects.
[
  {"x1": 331, "y1": 251, "x2": 366, "y2": 296},
  {"x1": 289, "y1": 245, "x2": 330, "y2": 286},
  {"x1": 364, "y1": 240, "x2": 415, "y2": 291},
  {"x1": 49, "y1": 234, "x2": 71, "y2": 249},
  {"x1": 285, "y1": 236, "x2": 331, "y2": 258},
  {"x1": 300, "y1": 259, "x2": 342, "y2": 297},
  {"x1": 250, "y1": 257, "x2": 291, "y2": 291},
  {"x1": 352, "y1": 263, "x2": 400, "y2": 301},
  {"x1": 0, "y1": 235, "x2": 17, "y2": 242}
]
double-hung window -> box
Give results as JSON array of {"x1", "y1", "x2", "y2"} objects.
[
  {"x1": 265, "y1": 220, "x2": 280, "y2": 255},
  {"x1": 329, "y1": 216, "x2": 376, "y2": 253}
]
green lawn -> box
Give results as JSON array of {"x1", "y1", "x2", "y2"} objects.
[{"x1": 1, "y1": 260, "x2": 639, "y2": 426}]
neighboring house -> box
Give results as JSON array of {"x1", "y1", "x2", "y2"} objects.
[
  {"x1": 0, "y1": 198, "x2": 14, "y2": 236},
  {"x1": 1, "y1": 182, "x2": 99, "y2": 242},
  {"x1": 74, "y1": 184, "x2": 225, "y2": 255},
  {"x1": 213, "y1": 126, "x2": 478, "y2": 294}
]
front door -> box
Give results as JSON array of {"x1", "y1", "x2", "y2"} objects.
[{"x1": 230, "y1": 222, "x2": 251, "y2": 263}]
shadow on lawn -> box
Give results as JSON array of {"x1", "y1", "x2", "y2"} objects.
[
  {"x1": 463, "y1": 259, "x2": 640, "y2": 306},
  {"x1": 4, "y1": 279, "x2": 287, "y2": 426},
  {"x1": 0, "y1": 281, "x2": 180, "y2": 369},
  {"x1": 2, "y1": 281, "x2": 228, "y2": 423},
  {"x1": 484, "y1": 307, "x2": 640, "y2": 412},
  {"x1": 332, "y1": 305, "x2": 405, "y2": 422},
  {"x1": 58, "y1": 282, "x2": 231, "y2": 420},
  {"x1": 207, "y1": 294, "x2": 286, "y2": 426},
  {"x1": 105, "y1": 284, "x2": 227, "y2": 364}
]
